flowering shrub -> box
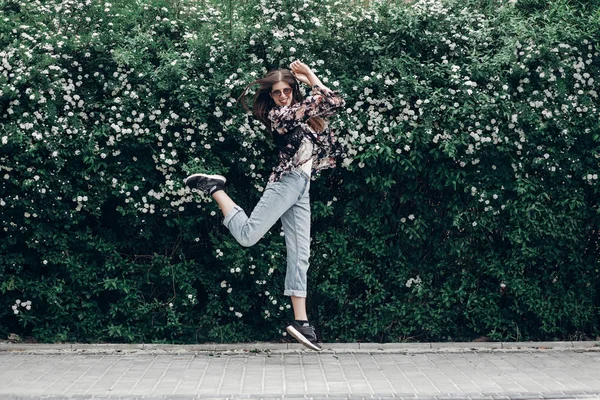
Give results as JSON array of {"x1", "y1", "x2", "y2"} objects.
[{"x1": 1, "y1": 0, "x2": 598, "y2": 343}]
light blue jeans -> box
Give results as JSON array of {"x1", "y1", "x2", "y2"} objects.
[{"x1": 222, "y1": 169, "x2": 311, "y2": 297}]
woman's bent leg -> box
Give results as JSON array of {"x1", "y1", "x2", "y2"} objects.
[{"x1": 223, "y1": 172, "x2": 308, "y2": 248}]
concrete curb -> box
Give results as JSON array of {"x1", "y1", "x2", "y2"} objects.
[{"x1": 0, "y1": 341, "x2": 598, "y2": 355}]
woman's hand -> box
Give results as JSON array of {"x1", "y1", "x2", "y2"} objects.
[
  {"x1": 290, "y1": 60, "x2": 313, "y2": 86},
  {"x1": 290, "y1": 59, "x2": 332, "y2": 94}
]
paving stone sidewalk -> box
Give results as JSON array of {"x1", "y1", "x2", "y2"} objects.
[{"x1": 1, "y1": 343, "x2": 600, "y2": 400}]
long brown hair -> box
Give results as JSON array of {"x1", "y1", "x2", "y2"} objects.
[{"x1": 238, "y1": 69, "x2": 325, "y2": 139}]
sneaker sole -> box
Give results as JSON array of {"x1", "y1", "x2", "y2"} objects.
[
  {"x1": 286, "y1": 325, "x2": 323, "y2": 352},
  {"x1": 184, "y1": 173, "x2": 227, "y2": 185}
]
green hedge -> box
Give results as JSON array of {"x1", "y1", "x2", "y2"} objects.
[{"x1": 1, "y1": 0, "x2": 599, "y2": 343}]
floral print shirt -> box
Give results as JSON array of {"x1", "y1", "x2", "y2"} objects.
[{"x1": 267, "y1": 85, "x2": 346, "y2": 183}]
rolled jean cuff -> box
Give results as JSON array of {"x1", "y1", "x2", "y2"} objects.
[
  {"x1": 284, "y1": 289, "x2": 307, "y2": 298},
  {"x1": 223, "y1": 205, "x2": 243, "y2": 228}
]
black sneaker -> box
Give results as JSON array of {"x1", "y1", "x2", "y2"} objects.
[
  {"x1": 286, "y1": 321, "x2": 322, "y2": 351},
  {"x1": 184, "y1": 173, "x2": 226, "y2": 195}
]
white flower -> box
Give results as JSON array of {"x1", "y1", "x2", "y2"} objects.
[
  {"x1": 405, "y1": 275, "x2": 422, "y2": 288},
  {"x1": 220, "y1": 280, "x2": 227, "y2": 288}
]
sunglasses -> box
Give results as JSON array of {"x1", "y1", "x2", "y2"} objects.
[{"x1": 271, "y1": 88, "x2": 292, "y2": 98}]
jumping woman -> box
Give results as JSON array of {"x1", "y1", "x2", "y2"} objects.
[{"x1": 184, "y1": 60, "x2": 345, "y2": 351}]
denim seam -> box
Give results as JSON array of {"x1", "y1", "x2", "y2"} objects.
[
  {"x1": 251, "y1": 186, "x2": 274, "y2": 224},
  {"x1": 292, "y1": 202, "x2": 301, "y2": 293}
]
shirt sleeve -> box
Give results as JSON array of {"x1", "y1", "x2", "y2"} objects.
[{"x1": 268, "y1": 85, "x2": 346, "y2": 136}]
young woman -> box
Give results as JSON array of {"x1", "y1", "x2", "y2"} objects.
[{"x1": 184, "y1": 60, "x2": 345, "y2": 351}]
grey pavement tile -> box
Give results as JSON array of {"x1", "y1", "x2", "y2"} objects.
[{"x1": 3, "y1": 352, "x2": 600, "y2": 400}]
